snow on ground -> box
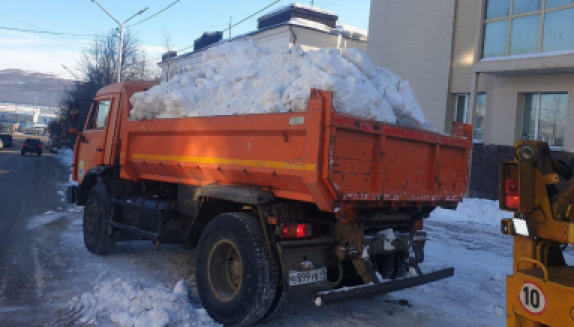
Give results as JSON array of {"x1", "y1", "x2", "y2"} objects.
[
  {"x1": 46, "y1": 199, "x2": 527, "y2": 327},
  {"x1": 130, "y1": 41, "x2": 431, "y2": 130},
  {"x1": 431, "y1": 198, "x2": 514, "y2": 227},
  {"x1": 27, "y1": 211, "x2": 66, "y2": 231},
  {"x1": 50, "y1": 279, "x2": 218, "y2": 327},
  {"x1": 54, "y1": 147, "x2": 79, "y2": 203},
  {"x1": 54, "y1": 148, "x2": 74, "y2": 170}
]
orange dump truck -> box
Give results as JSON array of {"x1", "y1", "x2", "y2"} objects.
[{"x1": 68, "y1": 81, "x2": 472, "y2": 326}]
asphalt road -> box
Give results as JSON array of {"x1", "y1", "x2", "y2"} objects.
[{"x1": 0, "y1": 134, "x2": 70, "y2": 326}]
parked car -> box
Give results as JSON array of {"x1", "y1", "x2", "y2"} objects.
[
  {"x1": 21, "y1": 138, "x2": 43, "y2": 156},
  {"x1": 0, "y1": 134, "x2": 13, "y2": 148}
]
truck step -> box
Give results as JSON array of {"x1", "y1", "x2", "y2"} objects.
[
  {"x1": 109, "y1": 198, "x2": 167, "y2": 213},
  {"x1": 314, "y1": 267, "x2": 454, "y2": 307},
  {"x1": 108, "y1": 220, "x2": 159, "y2": 241}
]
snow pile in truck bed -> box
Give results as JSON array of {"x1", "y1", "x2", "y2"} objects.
[{"x1": 130, "y1": 41, "x2": 432, "y2": 130}]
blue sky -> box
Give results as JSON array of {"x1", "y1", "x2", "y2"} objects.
[{"x1": 0, "y1": 0, "x2": 370, "y2": 78}]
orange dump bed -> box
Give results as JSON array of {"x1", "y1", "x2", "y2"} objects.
[{"x1": 119, "y1": 90, "x2": 472, "y2": 212}]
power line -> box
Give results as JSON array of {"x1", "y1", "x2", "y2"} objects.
[
  {"x1": 221, "y1": 0, "x2": 280, "y2": 33},
  {"x1": 177, "y1": 0, "x2": 281, "y2": 53},
  {"x1": 137, "y1": 24, "x2": 228, "y2": 35},
  {"x1": 0, "y1": 13, "x2": 43, "y2": 30},
  {"x1": 127, "y1": 0, "x2": 182, "y2": 28},
  {"x1": 0, "y1": 26, "x2": 96, "y2": 37}
]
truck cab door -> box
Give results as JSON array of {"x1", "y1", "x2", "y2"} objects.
[{"x1": 76, "y1": 98, "x2": 113, "y2": 183}]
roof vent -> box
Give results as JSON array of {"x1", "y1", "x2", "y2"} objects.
[
  {"x1": 161, "y1": 51, "x2": 178, "y2": 61},
  {"x1": 258, "y1": 4, "x2": 338, "y2": 30},
  {"x1": 194, "y1": 31, "x2": 223, "y2": 51}
]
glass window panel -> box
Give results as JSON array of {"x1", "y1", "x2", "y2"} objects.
[
  {"x1": 510, "y1": 14, "x2": 541, "y2": 55},
  {"x1": 539, "y1": 94, "x2": 568, "y2": 147},
  {"x1": 455, "y1": 95, "x2": 467, "y2": 123},
  {"x1": 486, "y1": 0, "x2": 511, "y2": 19},
  {"x1": 543, "y1": 8, "x2": 574, "y2": 52},
  {"x1": 483, "y1": 20, "x2": 510, "y2": 57},
  {"x1": 522, "y1": 94, "x2": 539, "y2": 140},
  {"x1": 473, "y1": 94, "x2": 487, "y2": 141},
  {"x1": 514, "y1": 0, "x2": 542, "y2": 14},
  {"x1": 95, "y1": 101, "x2": 111, "y2": 129},
  {"x1": 546, "y1": 0, "x2": 574, "y2": 9}
]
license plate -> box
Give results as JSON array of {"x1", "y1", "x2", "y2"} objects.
[{"x1": 289, "y1": 267, "x2": 327, "y2": 286}]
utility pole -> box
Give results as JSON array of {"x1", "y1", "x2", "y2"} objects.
[
  {"x1": 311, "y1": 0, "x2": 314, "y2": 6},
  {"x1": 229, "y1": 16, "x2": 232, "y2": 39},
  {"x1": 61, "y1": 64, "x2": 80, "y2": 80},
  {"x1": 90, "y1": 0, "x2": 148, "y2": 83}
]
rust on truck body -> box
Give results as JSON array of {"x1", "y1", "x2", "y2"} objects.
[{"x1": 116, "y1": 89, "x2": 471, "y2": 212}]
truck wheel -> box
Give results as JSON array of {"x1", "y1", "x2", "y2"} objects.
[
  {"x1": 260, "y1": 283, "x2": 295, "y2": 323},
  {"x1": 196, "y1": 213, "x2": 277, "y2": 326},
  {"x1": 83, "y1": 185, "x2": 112, "y2": 255}
]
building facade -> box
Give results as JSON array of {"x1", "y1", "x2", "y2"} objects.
[{"x1": 368, "y1": 0, "x2": 574, "y2": 198}]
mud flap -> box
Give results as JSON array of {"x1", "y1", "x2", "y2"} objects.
[{"x1": 314, "y1": 267, "x2": 454, "y2": 307}]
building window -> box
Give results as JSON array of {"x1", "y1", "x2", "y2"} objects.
[
  {"x1": 483, "y1": 0, "x2": 574, "y2": 58},
  {"x1": 455, "y1": 94, "x2": 469, "y2": 123},
  {"x1": 453, "y1": 93, "x2": 487, "y2": 142},
  {"x1": 522, "y1": 93, "x2": 568, "y2": 148},
  {"x1": 474, "y1": 94, "x2": 487, "y2": 142}
]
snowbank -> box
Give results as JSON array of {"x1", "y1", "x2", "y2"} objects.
[
  {"x1": 431, "y1": 198, "x2": 513, "y2": 227},
  {"x1": 130, "y1": 41, "x2": 432, "y2": 130},
  {"x1": 60, "y1": 278, "x2": 219, "y2": 327},
  {"x1": 55, "y1": 148, "x2": 74, "y2": 168}
]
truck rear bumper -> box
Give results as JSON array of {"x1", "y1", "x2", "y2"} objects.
[
  {"x1": 66, "y1": 185, "x2": 78, "y2": 204},
  {"x1": 314, "y1": 267, "x2": 454, "y2": 307}
]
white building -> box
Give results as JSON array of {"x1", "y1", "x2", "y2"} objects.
[
  {"x1": 0, "y1": 103, "x2": 59, "y2": 134},
  {"x1": 159, "y1": 4, "x2": 367, "y2": 81}
]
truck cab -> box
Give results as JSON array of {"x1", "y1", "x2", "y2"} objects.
[{"x1": 71, "y1": 82, "x2": 157, "y2": 195}]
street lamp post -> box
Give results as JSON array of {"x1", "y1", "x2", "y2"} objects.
[{"x1": 90, "y1": 0, "x2": 148, "y2": 83}]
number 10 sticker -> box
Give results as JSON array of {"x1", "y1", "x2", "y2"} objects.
[{"x1": 519, "y1": 282, "x2": 547, "y2": 315}]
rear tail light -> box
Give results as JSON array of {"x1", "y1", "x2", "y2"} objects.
[
  {"x1": 22, "y1": 143, "x2": 27, "y2": 147},
  {"x1": 502, "y1": 163, "x2": 520, "y2": 210},
  {"x1": 38, "y1": 144, "x2": 43, "y2": 147},
  {"x1": 282, "y1": 224, "x2": 313, "y2": 239}
]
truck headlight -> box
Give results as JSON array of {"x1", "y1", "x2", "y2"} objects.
[{"x1": 512, "y1": 218, "x2": 529, "y2": 237}]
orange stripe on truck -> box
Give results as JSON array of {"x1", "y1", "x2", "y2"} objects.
[{"x1": 123, "y1": 153, "x2": 317, "y2": 172}]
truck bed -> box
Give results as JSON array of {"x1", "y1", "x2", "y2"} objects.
[{"x1": 119, "y1": 90, "x2": 471, "y2": 212}]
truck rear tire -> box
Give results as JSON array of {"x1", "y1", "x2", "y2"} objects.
[
  {"x1": 260, "y1": 283, "x2": 295, "y2": 323},
  {"x1": 83, "y1": 185, "x2": 112, "y2": 255},
  {"x1": 196, "y1": 213, "x2": 277, "y2": 327}
]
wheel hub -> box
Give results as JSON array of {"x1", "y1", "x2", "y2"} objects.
[{"x1": 207, "y1": 239, "x2": 243, "y2": 302}]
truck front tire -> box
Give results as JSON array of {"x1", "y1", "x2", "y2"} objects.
[
  {"x1": 196, "y1": 213, "x2": 277, "y2": 326},
  {"x1": 83, "y1": 185, "x2": 112, "y2": 255}
]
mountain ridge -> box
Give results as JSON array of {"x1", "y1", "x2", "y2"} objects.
[{"x1": 0, "y1": 69, "x2": 77, "y2": 107}]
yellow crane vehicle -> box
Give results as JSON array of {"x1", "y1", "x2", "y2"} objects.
[{"x1": 500, "y1": 141, "x2": 574, "y2": 327}]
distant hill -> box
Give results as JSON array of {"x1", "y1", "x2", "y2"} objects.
[{"x1": 0, "y1": 69, "x2": 77, "y2": 107}]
